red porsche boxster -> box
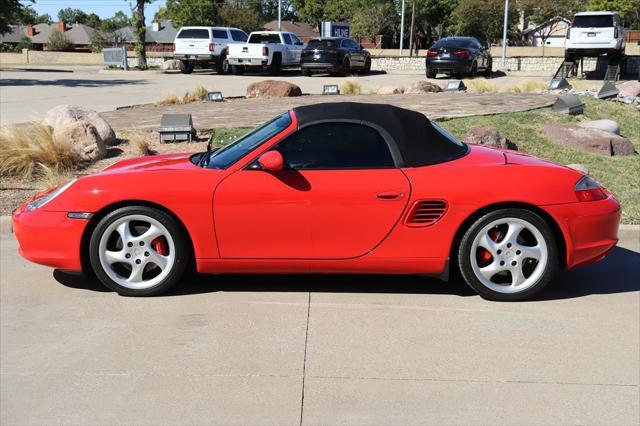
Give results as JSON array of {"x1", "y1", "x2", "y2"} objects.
[{"x1": 12, "y1": 103, "x2": 621, "y2": 300}]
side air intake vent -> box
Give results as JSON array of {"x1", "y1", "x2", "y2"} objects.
[{"x1": 406, "y1": 200, "x2": 448, "y2": 226}]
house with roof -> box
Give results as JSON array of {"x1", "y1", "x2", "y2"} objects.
[
  {"x1": 522, "y1": 16, "x2": 571, "y2": 47},
  {"x1": 262, "y1": 20, "x2": 319, "y2": 42},
  {"x1": 116, "y1": 20, "x2": 178, "y2": 52},
  {"x1": 0, "y1": 21, "x2": 98, "y2": 51}
]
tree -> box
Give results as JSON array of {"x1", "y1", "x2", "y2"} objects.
[
  {"x1": 16, "y1": 5, "x2": 51, "y2": 25},
  {"x1": 587, "y1": 0, "x2": 640, "y2": 29},
  {"x1": 450, "y1": 0, "x2": 518, "y2": 45},
  {"x1": 85, "y1": 13, "x2": 102, "y2": 29},
  {"x1": 218, "y1": 3, "x2": 264, "y2": 32},
  {"x1": 89, "y1": 30, "x2": 113, "y2": 53},
  {"x1": 520, "y1": 0, "x2": 581, "y2": 54},
  {"x1": 411, "y1": 0, "x2": 459, "y2": 49},
  {"x1": 100, "y1": 11, "x2": 131, "y2": 32},
  {"x1": 164, "y1": 0, "x2": 218, "y2": 27},
  {"x1": 0, "y1": 0, "x2": 34, "y2": 34},
  {"x1": 351, "y1": 1, "x2": 399, "y2": 39},
  {"x1": 45, "y1": 29, "x2": 73, "y2": 51},
  {"x1": 57, "y1": 8, "x2": 88, "y2": 24},
  {"x1": 290, "y1": 0, "x2": 361, "y2": 29},
  {"x1": 132, "y1": 0, "x2": 152, "y2": 70}
]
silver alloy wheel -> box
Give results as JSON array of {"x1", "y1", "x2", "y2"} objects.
[
  {"x1": 470, "y1": 217, "x2": 548, "y2": 294},
  {"x1": 98, "y1": 215, "x2": 176, "y2": 290}
]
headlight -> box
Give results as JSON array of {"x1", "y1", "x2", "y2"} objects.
[{"x1": 26, "y1": 179, "x2": 76, "y2": 211}]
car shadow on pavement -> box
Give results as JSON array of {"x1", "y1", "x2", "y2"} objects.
[
  {"x1": 0, "y1": 78, "x2": 147, "y2": 87},
  {"x1": 53, "y1": 246, "x2": 639, "y2": 299}
]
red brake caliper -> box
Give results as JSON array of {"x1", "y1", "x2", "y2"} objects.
[
  {"x1": 480, "y1": 228, "x2": 500, "y2": 264},
  {"x1": 151, "y1": 237, "x2": 168, "y2": 256}
]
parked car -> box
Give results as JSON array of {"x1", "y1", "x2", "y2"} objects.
[
  {"x1": 227, "y1": 31, "x2": 304, "y2": 75},
  {"x1": 564, "y1": 11, "x2": 626, "y2": 60},
  {"x1": 300, "y1": 37, "x2": 371, "y2": 76},
  {"x1": 173, "y1": 26, "x2": 248, "y2": 74},
  {"x1": 12, "y1": 103, "x2": 621, "y2": 301},
  {"x1": 425, "y1": 36, "x2": 492, "y2": 78}
]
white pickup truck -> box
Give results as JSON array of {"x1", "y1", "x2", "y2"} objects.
[
  {"x1": 227, "y1": 31, "x2": 305, "y2": 75},
  {"x1": 173, "y1": 26, "x2": 248, "y2": 74}
]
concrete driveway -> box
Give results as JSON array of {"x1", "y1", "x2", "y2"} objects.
[{"x1": 1, "y1": 231, "x2": 639, "y2": 425}]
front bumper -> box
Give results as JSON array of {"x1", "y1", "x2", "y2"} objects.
[
  {"x1": 543, "y1": 195, "x2": 621, "y2": 269},
  {"x1": 12, "y1": 207, "x2": 87, "y2": 271}
]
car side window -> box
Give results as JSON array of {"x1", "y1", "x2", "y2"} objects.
[
  {"x1": 230, "y1": 30, "x2": 248, "y2": 42},
  {"x1": 274, "y1": 122, "x2": 395, "y2": 170},
  {"x1": 290, "y1": 34, "x2": 302, "y2": 45},
  {"x1": 340, "y1": 39, "x2": 349, "y2": 49},
  {"x1": 282, "y1": 33, "x2": 293, "y2": 45},
  {"x1": 349, "y1": 39, "x2": 359, "y2": 49},
  {"x1": 212, "y1": 29, "x2": 228, "y2": 39}
]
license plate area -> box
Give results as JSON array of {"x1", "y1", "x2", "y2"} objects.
[{"x1": 587, "y1": 32, "x2": 596, "y2": 37}]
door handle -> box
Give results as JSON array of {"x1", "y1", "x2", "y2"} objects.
[{"x1": 377, "y1": 191, "x2": 404, "y2": 200}]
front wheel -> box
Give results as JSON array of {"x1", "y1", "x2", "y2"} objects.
[
  {"x1": 89, "y1": 206, "x2": 190, "y2": 296},
  {"x1": 457, "y1": 209, "x2": 558, "y2": 301},
  {"x1": 469, "y1": 61, "x2": 478, "y2": 78},
  {"x1": 359, "y1": 58, "x2": 371, "y2": 75}
]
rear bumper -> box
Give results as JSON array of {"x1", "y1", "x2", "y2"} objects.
[
  {"x1": 542, "y1": 195, "x2": 621, "y2": 269},
  {"x1": 174, "y1": 54, "x2": 219, "y2": 62},
  {"x1": 12, "y1": 207, "x2": 86, "y2": 271},
  {"x1": 228, "y1": 56, "x2": 269, "y2": 66},
  {"x1": 425, "y1": 58, "x2": 470, "y2": 74},
  {"x1": 301, "y1": 62, "x2": 340, "y2": 71}
]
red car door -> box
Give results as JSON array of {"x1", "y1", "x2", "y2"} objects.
[{"x1": 213, "y1": 122, "x2": 411, "y2": 259}]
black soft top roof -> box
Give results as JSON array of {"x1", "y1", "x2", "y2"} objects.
[{"x1": 292, "y1": 102, "x2": 468, "y2": 167}]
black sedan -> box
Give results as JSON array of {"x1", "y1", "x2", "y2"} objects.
[
  {"x1": 425, "y1": 37, "x2": 492, "y2": 78},
  {"x1": 301, "y1": 37, "x2": 371, "y2": 76}
]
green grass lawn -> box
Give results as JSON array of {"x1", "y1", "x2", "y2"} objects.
[{"x1": 208, "y1": 97, "x2": 639, "y2": 224}]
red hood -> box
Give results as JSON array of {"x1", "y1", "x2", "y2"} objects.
[{"x1": 101, "y1": 153, "x2": 196, "y2": 174}]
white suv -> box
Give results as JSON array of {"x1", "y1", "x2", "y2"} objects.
[
  {"x1": 173, "y1": 26, "x2": 248, "y2": 74},
  {"x1": 565, "y1": 11, "x2": 625, "y2": 60}
]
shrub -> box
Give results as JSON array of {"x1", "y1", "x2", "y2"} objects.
[
  {"x1": 38, "y1": 163, "x2": 72, "y2": 190},
  {"x1": 0, "y1": 123, "x2": 78, "y2": 177},
  {"x1": 340, "y1": 79, "x2": 362, "y2": 95},
  {"x1": 181, "y1": 84, "x2": 209, "y2": 103},
  {"x1": 463, "y1": 79, "x2": 498, "y2": 93},
  {"x1": 45, "y1": 29, "x2": 73, "y2": 51},
  {"x1": 155, "y1": 91, "x2": 180, "y2": 106}
]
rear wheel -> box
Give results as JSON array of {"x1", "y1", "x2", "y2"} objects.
[
  {"x1": 302, "y1": 67, "x2": 313, "y2": 77},
  {"x1": 268, "y1": 54, "x2": 282, "y2": 75},
  {"x1": 89, "y1": 206, "x2": 189, "y2": 297},
  {"x1": 426, "y1": 66, "x2": 437, "y2": 78},
  {"x1": 231, "y1": 64, "x2": 245, "y2": 75},
  {"x1": 457, "y1": 208, "x2": 558, "y2": 301},
  {"x1": 360, "y1": 58, "x2": 371, "y2": 75},
  {"x1": 339, "y1": 57, "x2": 351, "y2": 76},
  {"x1": 216, "y1": 54, "x2": 229, "y2": 74},
  {"x1": 179, "y1": 60, "x2": 194, "y2": 74}
]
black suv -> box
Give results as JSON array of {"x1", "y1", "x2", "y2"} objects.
[
  {"x1": 301, "y1": 37, "x2": 371, "y2": 76},
  {"x1": 426, "y1": 37, "x2": 492, "y2": 78}
]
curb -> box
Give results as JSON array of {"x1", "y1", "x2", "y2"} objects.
[{"x1": 1, "y1": 214, "x2": 639, "y2": 244}]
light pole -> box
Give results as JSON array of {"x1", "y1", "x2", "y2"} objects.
[
  {"x1": 400, "y1": 0, "x2": 405, "y2": 55},
  {"x1": 278, "y1": 0, "x2": 282, "y2": 31},
  {"x1": 500, "y1": 0, "x2": 509, "y2": 69}
]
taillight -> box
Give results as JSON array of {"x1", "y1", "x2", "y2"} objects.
[
  {"x1": 570, "y1": 18, "x2": 576, "y2": 27},
  {"x1": 453, "y1": 48, "x2": 470, "y2": 58},
  {"x1": 574, "y1": 176, "x2": 607, "y2": 202},
  {"x1": 209, "y1": 42, "x2": 215, "y2": 52},
  {"x1": 262, "y1": 46, "x2": 269, "y2": 56},
  {"x1": 566, "y1": 28, "x2": 570, "y2": 39},
  {"x1": 427, "y1": 49, "x2": 438, "y2": 57},
  {"x1": 172, "y1": 43, "x2": 176, "y2": 51}
]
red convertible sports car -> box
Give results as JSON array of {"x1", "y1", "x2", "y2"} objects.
[{"x1": 12, "y1": 103, "x2": 621, "y2": 301}]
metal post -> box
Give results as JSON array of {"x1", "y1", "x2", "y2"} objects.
[
  {"x1": 122, "y1": 46, "x2": 128, "y2": 71},
  {"x1": 400, "y1": 0, "x2": 405, "y2": 55},
  {"x1": 500, "y1": 0, "x2": 509, "y2": 69},
  {"x1": 278, "y1": 0, "x2": 282, "y2": 31}
]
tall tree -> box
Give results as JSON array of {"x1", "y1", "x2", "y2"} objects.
[
  {"x1": 164, "y1": 0, "x2": 218, "y2": 27},
  {"x1": 587, "y1": 0, "x2": 640, "y2": 28},
  {"x1": 450, "y1": 0, "x2": 518, "y2": 45},
  {"x1": 100, "y1": 11, "x2": 130, "y2": 32},
  {"x1": 218, "y1": 2, "x2": 264, "y2": 32},
  {"x1": 57, "y1": 8, "x2": 88, "y2": 24},
  {"x1": 133, "y1": 0, "x2": 152, "y2": 70},
  {"x1": 350, "y1": 0, "x2": 399, "y2": 39},
  {"x1": 0, "y1": 0, "x2": 34, "y2": 34}
]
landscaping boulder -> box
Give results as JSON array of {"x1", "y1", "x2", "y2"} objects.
[
  {"x1": 377, "y1": 86, "x2": 403, "y2": 95},
  {"x1": 44, "y1": 104, "x2": 116, "y2": 146},
  {"x1": 462, "y1": 128, "x2": 517, "y2": 150},
  {"x1": 53, "y1": 120, "x2": 107, "y2": 163},
  {"x1": 544, "y1": 123, "x2": 635, "y2": 156},
  {"x1": 246, "y1": 80, "x2": 302, "y2": 98},
  {"x1": 403, "y1": 81, "x2": 442, "y2": 94},
  {"x1": 579, "y1": 119, "x2": 620, "y2": 135},
  {"x1": 161, "y1": 59, "x2": 181, "y2": 71},
  {"x1": 566, "y1": 163, "x2": 589, "y2": 175},
  {"x1": 618, "y1": 81, "x2": 640, "y2": 98}
]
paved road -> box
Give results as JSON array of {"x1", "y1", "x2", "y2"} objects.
[
  {"x1": 0, "y1": 66, "x2": 565, "y2": 126},
  {"x1": 1, "y1": 231, "x2": 638, "y2": 425}
]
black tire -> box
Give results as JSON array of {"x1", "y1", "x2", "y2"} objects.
[
  {"x1": 231, "y1": 64, "x2": 245, "y2": 75},
  {"x1": 457, "y1": 208, "x2": 558, "y2": 302},
  {"x1": 469, "y1": 61, "x2": 478, "y2": 78},
  {"x1": 426, "y1": 66, "x2": 437, "y2": 78},
  {"x1": 360, "y1": 58, "x2": 371, "y2": 75},
  {"x1": 216, "y1": 54, "x2": 229, "y2": 75},
  {"x1": 339, "y1": 57, "x2": 351, "y2": 76},
  {"x1": 484, "y1": 60, "x2": 492, "y2": 78},
  {"x1": 89, "y1": 206, "x2": 190, "y2": 297},
  {"x1": 179, "y1": 60, "x2": 194, "y2": 74},
  {"x1": 268, "y1": 53, "x2": 282, "y2": 75},
  {"x1": 302, "y1": 67, "x2": 313, "y2": 77}
]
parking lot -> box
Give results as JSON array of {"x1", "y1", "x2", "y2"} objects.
[{"x1": 1, "y1": 229, "x2": 638, "y2": 425}]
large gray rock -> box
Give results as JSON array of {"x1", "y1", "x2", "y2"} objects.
[
  {"x1": 544, "y1": 123, "x2": 635, "y2": 156},
  {"x1": 44, "y1": 105, "x2": 116, "y2": 146},
  {"x1": 161, "y1": 59, "x2": 181, "y2": 71},
  {"x1": 462, "y1": 128, "x2": 517, "y2": 150},
  {"x1": 404, "y1": 81, "x2": 442, "y2": 94},
  {"x1": 53, "y1": 120, "x2": 107, "y2": 163},
  {"x1": 579, "y1": 119, "x2": 620, "y2": 135},
  {"x1": 377, "y1": 86, "x2": 403, "y2": 95},
  {"x1": 618, "y1": 81, "x2": 640, "y2": 98},
  {"x1": 246, "y1": 80, "x2": 302, "y2": 98}
]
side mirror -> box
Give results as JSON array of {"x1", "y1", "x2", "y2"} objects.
[{"x1": 258, "y1": 150, "x2": 283, "y2": 171}]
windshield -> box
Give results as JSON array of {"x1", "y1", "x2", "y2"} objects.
[
  {"x1": 573, "y1": 15, "x2": 613, "y2": 28},
  {"x1": 307, "y1": 39, "x2": 338, "y2": 48},
  {"x1": 431, "y1": 122, "x2": 467, "y2": 149},
  {"x1": 204, "y1": 113, "x2": 292, "y2": 169},
  {"x1": 248, "y1": 33, "x2": 281, "y2": 44},
  {"x1": 432, "y1": 38, "x2": 476, "y2": 49}
]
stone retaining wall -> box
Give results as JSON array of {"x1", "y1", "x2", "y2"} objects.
[{"x1": 372, "y1": 55, "x2": 640, "y2": 76}]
